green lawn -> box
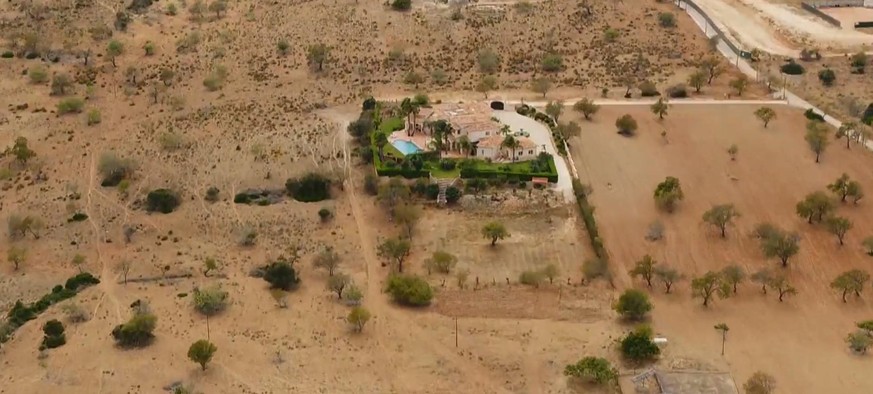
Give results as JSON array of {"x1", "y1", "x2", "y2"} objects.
[{"x1": 379, "y1": 117, "x2": 405, "y2": 134}]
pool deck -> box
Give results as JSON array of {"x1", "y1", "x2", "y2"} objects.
[{"x1": 389, "y1": 130, "x2": 428, "y2": 155}]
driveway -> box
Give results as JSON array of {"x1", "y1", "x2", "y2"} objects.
[{"x1": 491, "y1": 110, "x2": 574, "y2": 202}]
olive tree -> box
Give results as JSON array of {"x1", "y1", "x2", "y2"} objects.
[
  {"x1": 629, "y1": 254, "x2": 657, "y2": 288},
  {"x1": 573, "y1": 98, "x2": 599, "y2": 120},
  {"x1": 754, "y1": 107, "x2": 776, "y2": 128},
  {"x1": 760, "y1": 229, "x2": 800, "y2": 267},
  {"x1": 831, "y1": 269, "x2": 870, "y2": 302},
  {"x1": 613, "y1": 289, "x2": 653, "y2": 320},
  {"x1": 702, "y1": 204, "x2": 740, "y2": 238},
  {"x1": 650, "y1": 97, "x2": 669, "y2": 119},
  {"x1": 805, "y1": 120, "x2": 829, "y2": 163},
  {"x1": 377, "y1": 238, "x2": 411, "y2": 272},
  {"x1": 481, "y1": 222, "x2": 510, "y2": 246},
  {"x1": 312, "y1": 246, "x2": 341, "y2": 276},
  {"x1": 691, "y1": 271, "x2": 730, "y2": 307},
  {"x1": 825, "y1": 216, "x2": 852, "y2": 246},
  {"x1": 796, "y1": 191, "x2": 834, "y2": 224},
  {"x1": 307, "y1": 43, "x2": 330, "y2": 72},
  {"x1": 653, "y1": 177, "x2": 684, "y2": 213},
  {"x1": 347, "y1": 307, "x2": 371, "y2": 332},
  {"x1": 721, "y1": 265, "x2": 745, "y2": 294},
  {"x1": 424, "y1": 251, "x2": 457, "y2": 274},
  {"x1": 654, "y1": 266, "x2": 682, "y2": 294},
  {"x1": 767, "y1": 275, "x2": 797, "y2": 302},
  {"x1": 827, "y1": 173, "x2": 863, "y2": 204}
]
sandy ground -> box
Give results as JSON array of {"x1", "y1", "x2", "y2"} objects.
[
  {"x1": 823, "y1": 6, "x2": 873, "y2": 27},
  {"x1": 691, "y1": 0, "x2": 800, "y2": 56},
  {"x1": 492, "y1": 110, "x2": 574, "y2": 201},
  {"x1": 567, "y1": 104, "x2": 873, "y2": 393}
]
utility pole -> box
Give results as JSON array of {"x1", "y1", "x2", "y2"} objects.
[
  {"x1": 714, "y1": 323, "x2": 729, "y2": 356},
  {"x1": 454, "y1": 317, "x2": 458, "y2": 347}
]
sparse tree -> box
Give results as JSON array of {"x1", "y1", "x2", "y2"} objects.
[
  {"x1": 688, "y1": 69, "x2": 706, "y2": 93},
  {"x1": 50, "y1": 73, "x2": 73, "y2": 96},
  {"x1": 760, "y1": 229, "x2": 800, "y2": 267},
  {"x1": 653, "y1": 176, "x2": 684, "y2": 213},
  {"x1": 456, "y1": 269, "x2": 470, "y2": 289},
  {"x1": 327, "y1": 273, "x2": 351, "y2": 299},
  {"x1": 700, "y1": 56, "x2": 724, "y2": 84},
  {"x1": 727, "y1": 144, "x2": 738, "y2": 160},
  {"x1": 187, "y1": 339, "x2": 217, "y2": 371},
  {"x1": 831, "y1": 269, "x2": 870, "y2": 302},
  {"x1": 754, "y1": 107, "x2": 776, "y2": 128},
  {"x1": 477, "y1": 48, "x2": 500, "y2": 73},
  {"x1": 796, "y1": 191, "x2": 834, "y2": 224},
  {"x1": 7, "y1": 246, "x2": 26, "y2": 271},
  {"x1": 117, "y1": 260, "x2": 132, "y2": 284},
  {"x1": 555, "y1": 122, "x2": 581, "y2": 140},
  {"x1": 545, "y1": 101, "x2": 564, "y2": 122},
  {"x1": 767, "y1": 275, "x2": 797, "y2": 302},
  {"x1": 654, "y1": 266, "x2": 681, "y2": 294},
  {"x1": 691, "y1": 271, "x2": 730, "y2": 307},
  {"x1": 613, "y1": 289, "x2": 653, "y2": 320},
  {"x1": 805, "y1": 120, "x2": 829, "y2": 163},
  {"x1": 629, "y1": 255, "x2": 657, "y2": 288},
  {"x1": 203, "y1": 257, "x2": 218, "y2": 277},
  {"x1": 377, "y1": 238, "x2": 411, "y2": 272},
  {"x1": 106, "y1": 40, "x2": 123, "y2": 67},
  {"x1": 836, "y1": 122, "x2": 858, "y2": 149},
  {"x1": 573, "y1": 98, "x2": 600, "y2": 120},
  {"x1": 393, "y1": 204, "x2": 421, "y2": 239},
  {"x1": 828, "y1": 173, "x2": 863, "y2": 203},
  {"x1": 377, "y1": 177, "x2": 411, "y2": 214},
  {"x1": 702, "y1": 204, "x2": 740, "y2": 238},
  {"x1": 542, "y1": 264, "x2": 559, "y2": 284},
  {"x1": 750, "y1": 268, "x2": 773, "y2": 294},
  {"x1": 721, "y1": 265, "x2": 745, "y2": 294},
  {"x1": 729, "y1": 75, "x2": 749, "y2": 96},
  {"x1": 347, "y1": 307, "x2": 371, "y2": 332},
  {"x1": 531, "y1": 77, "x2": 552, "y2": 98},
  {"x1": 312, "y1": 246, "x2": 341, "y2": 276},
  {"x1": 425, "y1": 251, "x2": 457, "y2": 274},
  {"x1": 72, "y1": 254, "x2": 86, "y2": 273},
  {"x1": 825, "y1": 216, "x2": 852, "y2": 246},
  {"x1": 743, "y1": 371, "x2": 776, "y2": 394},
  {"x1": 481, "y1": 222, "x2": 510, "y2": 246},
  {"x1": 12, "y1": 137, "x2": 36, "y2": 165},
  {"x1": 208, "y1": 0, "x2": 227, "y2": 18},
  {"x1": 307, "y1": 43, "x2": 330, "y2": 72},
  {"x1": 476, "y1": 75, "x2": 498, "y2": 98},
  {"x1": 650, "y1": 97, "x2": 669, "y2": 120}
]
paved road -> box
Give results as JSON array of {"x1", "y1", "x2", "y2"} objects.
[{"x1": 491, "y1": 111, "x2": 574, "y2": 202}]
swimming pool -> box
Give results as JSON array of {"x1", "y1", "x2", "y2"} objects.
[{"x1": 392, "y1": 140, "x2": 422, "y2": 155}]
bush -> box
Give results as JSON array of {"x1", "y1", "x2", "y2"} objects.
[
  {"x1": 445, "y1": 186, "x2": 461, "y2": 204},
  {"x1": 615, "y1": 114, "x2": 638, "y2": 135},
  {"x1": 425, "y1": 183, "x2": 440, "y2": 200},
  {"x1": 263, "y1": 261, "x2": 300, "y2": 291},
  {"x1": 620, "y1": 325, "x2": 660, "y2": 362},
  {"x1": 385, "y1": 274, "x2": 433, "y2": 306},
  {"x1": 28, "y1": 66, "x2": 48, "y2": 84},
  {"x1": 98, "y1": 152, "x2": 136, "y2": 186},
  {"x1": 364, "y1": 173, "x2": 379, "y2": 195},
  {"x1": 57, "y1": 97, "x2": 85, "y2": 114},
  {"x1": 658, "y1": 12, "x2": 676, "y2": 28},
  {"x1": 519, "y1": 270, "x2": 546, "y2": 287},
  {"x1": 68, "y1": 212, "x2": 88, "y2": 222},
  {"x1": 41, "y1": 319, "x2": 66, "y2": 350},
  {"x1": 439, "y1": 159, "x2": 456, "y2": 171},
  {"x1": 362, "y1": 97, "x2": 376, "y2": 111},
  {"x1": 780, "y1": 61, "x2": 805, "y2": 75},
  {"x1": 667, "y1": 84, "x2": 688, "y2": 98},
  {"x1": 192, "y1": 285, "x2": 229, "y2": 316},
  {"x1": 541, "y1": 53, "x2": 563, "y2": 72},
  {"x1": 111, "y1": 312, "x2": 157, "y2": 348},
  {"x1": 65, "y1": 272, "x2": 100, "y2": 291},
  {"x1": 87, "y1": 109, "x2": 102, "y2": 125},
  {"x1": 639, "y1": 81, "x2": 659, "y2": 97},
  {"x1": 285, "y1": 173, "x2": 330, "y2": 202},
  {"x1": 564, "y1": 357, "x2": 618, "y2": 385},
  {"x1": 318, "y1": 207, "x2": 332, "y2": 222},
  {"x1": 391, "y1": 0, "x2": 411, "y2": 11},
  {"x1": 205, "y1": 186, "x2": 220, "y2": 202},
  {"x1": 818, "y1": 68, "x2": 836, "y2": 86},
  {"x1": 1, "y1": 51, "x2": 13, "y2": 58},
  {"x1": 654, "y1": 176, "x2": 684, "y2": 212},
  {"x1": 613, "y1": 289, "x2": 653, "y2": 320},
  {"x1": 146, "y1": 189, "x2": 180, "y2": 213},
  {"x1": 804, "y1": 108, "x2": 825, "y2": 122}
]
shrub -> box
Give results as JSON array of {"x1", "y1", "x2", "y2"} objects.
[
  {"x1": 850, "y1": 52, "x2": 868, "y2": 74},
  {"x1": 1, "y1": 51, "x2": 13, "y2": 58},
  {"x1": 391, "y1": 0, "x2": 411, "y2": 11},
  {"x1": 98, "y1": 152, "x2": 135, "y2": 186},
  {"x1": 667, "y1": 84, "x2": 687, "y2": 98},
  {"x1": 68, "y1": 212, "x2": 88, "y2": 222},
  {"x1": 818, "y1": 68, "x2": 836, "y2": 86},
  {"x1": 519, "y1": 270, "x2": 546, "y2": 287},
  {"x1": 87, "y1": 109, "x2": 102, "y2": 125},
  {"x1": 65, "y1": 272, "x2": 100, "y2": 291},
  {"x1": 385, "y1": 274, "x2": 433, "y2": 306},
  {"x1": 41, "y1": 319, "x2": 66, "y2": 350},
  {"x1": 583, "y1": 258, "x2": 609, "y2": 281},
  {"x1": 603, "y1": 28, "x2": 619, "y2": 42},
  {"x1": 615, "y1": 114, "x2": 638, "y2": 135},
  {"x1": 285, "y1": 173, "x2": 330, "y2": 202},
  {"x1": 654, "y1": 176, "x2": 684, "y2": 212},
  {"x1": 564, "y1": 357, "x2": 618, "y2": 385},
  {"x1": 639, "y1": 81, "x2": 659, "y2": 97},
  {"x1": 445, "y1": 186, "x2": 461, "y2": 204},
  {"x1": 111, "y1": 312, "x2": 157, "y2": 348},
  {"x1": 28, "y1": 66, "x2": 48, "y2": 84},
  {"x1": 192, "y1": 285, "x2": 229, "y2": 316},
  {"x1": 658, "y1": 12, "x2": 676, "y2": 28},
  {"x1": 205, "y1": 186, "x2": 220, "y2": 202},
  {"x1": 263, "y1": 261, "x2": 300, "y2": 291},
  {"x1": 541, "y1": 53, "x2": 563, "y2": 72},
  {"x1": 425, "y1": 183, "x2": 440, "y2": 200},
  {"x1": 620, "y1": 325, "x2": 660, "y2": 362},
  {"x1": 780, "y1": 61, "x2": 805, "y2": 75},
  {"x1": 613, "y1": 289, "x2": 653, "y2": 320},
  {"x1": 146, "y1": 189, "x2": 180, "y2": 213},
  {"x1": 318, "y1": 207, "x2": 332, "y2": 222},
  {"x1": 57, "y1": 97, "x2": 85, "y2": 114},
  {"x1": 804, "y1": 108, "x2": 825, "y2": 122},
  {"x1": 439, "y1": 159, "x2": 456, "y2": 171}
]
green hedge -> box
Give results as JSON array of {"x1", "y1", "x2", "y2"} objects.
[
  {"x1": 2, "y1": 272, "x2": 100, "y2": 343},
  {"x1": 573, "y1": 180, "x2": 608, "y2": 260},
  {"x1": 460, "y1": 167, "x2": 557, "y2": 183}
]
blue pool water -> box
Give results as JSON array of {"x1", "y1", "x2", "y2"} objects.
[{"x1": 392, "y1": 140, "x2": 422, "y2": 155}]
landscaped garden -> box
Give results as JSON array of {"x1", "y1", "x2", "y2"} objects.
[{"x1": 357, "y1": 99, "x2": 559, "y2": 182}]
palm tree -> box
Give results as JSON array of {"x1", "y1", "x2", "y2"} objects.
[
  {"x1": 374, "y1": 132, "x2": 388, "y2": 161},
  {"x1": 458, "y1": 135, "x2": 471, "y2": 157},
  {"x1": 410, "y1": 105, "x2": 420, "y2": 136},
  {"x1": 501, "y1": 135, "x2": 520, "y2": 162},
  {"x1": 400, "y1": 98, "x2": 413, "y2": 136}
]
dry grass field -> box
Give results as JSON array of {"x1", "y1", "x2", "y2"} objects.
[{"x1": 567, "y1": 103, "x2": 873, "y2": 393}]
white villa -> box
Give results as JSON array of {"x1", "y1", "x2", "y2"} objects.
[{"x1": 396, "y1": 102, "x2": 542, "y2": 161}]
